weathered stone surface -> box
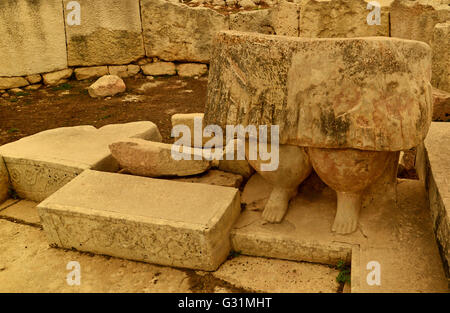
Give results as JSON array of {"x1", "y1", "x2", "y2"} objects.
[
  {"x1": 176, "y1": 63, "x2": 208, "y2": 77},
  {"x1": 25, "y1": 84, "x2": 42, "y2": 91},
  {"x1": 0, "y1": 77, "x2": 29, "y2": 90},
  {"x1": 218, "y1": 139, "x2": 255, "y2": 179},
  {"x1": 38, "y1": 170, "x2": 241, "y2": 271},
  {"x1": 108, "y1": 66, "x2": 128, "y2": 78},
  {"x1": 205, "y1": 31, "x2": 433, "y2": 151},
  {"x1": 230, "y1": 9, "x2": 274, "y2": 34},
  {"x1": 171, "y1": 113, "x2": 213, "y2": 147},
  {"x1": 432, "y1": 88, "x2": 450, "y2": 121},
  {"x1": 299, "y1": 0, "x2": 389, "y2": 38},
  {"x1": 141, "y1": 0, "x2": 229, "y2": 62},
  {"x1": 416, "y1": 122, "x2": 450, "y2": 277},
  {"x1": 432, "y1": 21, "x2": 450, "y2": 92},
  {"x1": 241, "y1": 172, "x2": 272, "y2": 211},
  {"x1": 25, "y1": 74, "x2": 42, "y2": 84},
  {"x1": 233, "y1": 178, "x2": 449, "y2": 292},
  {"x1": 127, "y1": 64, "x2": 141, "y2": 76},
  {"x1": 0, "y1": 122, "x2": 162, "y2": 202},
  {"x1": 110, "y1": 139, "x2": 211, "y2": 177},
  {"x1": 171, "y1": 169, "x2": 243, "y2": 188},
  {"x1": 390, "y1": 0, "x2": 450, "y2": 46},
  {"x1": 0, "y1": 157, "x2": 9, "y2": 204},
  {"x1": 141, "y1": 62, "x2": 176, "y2": 76},
  {"x1": 74, "y1": 66, "x2": 109, "y2": 81},
  {"x1": 0, "y1": 0, "x2": 67, "y2": 77},
  {"x1": 42, "y1": 69, "x2": 74, "y2": 86},
  {"x1": 270, "y1": 0, "x2": 300, "y2": 37},
  {"x1": 88, "y1": 75, "x2": 126, "y2": 98},
  {"x1": 63, "y1": 0, "x2": 145, "y2": 66}
]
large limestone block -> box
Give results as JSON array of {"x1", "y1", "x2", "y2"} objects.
[
  {"x1": 390, "y1": 0, "x2": 450, "y2": 46},
  {"x1": 74, "y1": 66, "x2": 109, "y2": 81},
  {"x1": 270, "y1": 0, "x2": 300, "y2": 37},
  {"x1": 299, "y1": 0, "x2": 389, "y2": 38},
  {"x1": 0, "y1": 157, "x2": 9, "y2": 204},
  {"x1": 416, "y1": 122, "x2": 450, "y2": 275},
  {"x1": 109, "y1": 139, "x2": 211, "y2": 177},
  {"x1": 38, "y1": 170, "x2": 241, "y2": 271},
  {"x1": 0, "y1": 0, "x2": 67, "y2": 77},
  {"x1": 229, "y1": 9, "x2": 275, "y2": 35},
  {"x1": 0, "y1": 122, "x2": 162, "y2": 202},
  {"x1": 432, "y1": 88, "x2": 450, "y2": 121},
  {"x1": 63, "y1": 0, "x2": 145, "y2": 66},
  {"x1": 431, "y1": 21, "x2": 450, "y2": 92},
  {"x1": 204, "y1": 31, "x2": 433, "y2": 151},
  {"x1": 141, "y1": 0, "x2": 229, "y2": 62}
]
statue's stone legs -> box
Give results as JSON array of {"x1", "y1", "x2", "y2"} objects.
[
  {"x1": 245, "y1": 141, "x2": 312, "y2": 223},
  {"x1": 308, "y1": 148, "x2": 392, "y2": 234}
]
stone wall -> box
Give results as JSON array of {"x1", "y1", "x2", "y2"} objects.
[{"x1": 0, "y1": 0, "x2": 449, "y2": 91}]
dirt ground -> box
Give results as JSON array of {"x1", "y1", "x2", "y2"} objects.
[{"x1": 0, "y1": 76, "x2": 207, "y2": 146}]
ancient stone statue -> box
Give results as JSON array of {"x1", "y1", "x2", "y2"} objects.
[{"x1": 204, "y1": 31, "x2": 433, "y2": 234}]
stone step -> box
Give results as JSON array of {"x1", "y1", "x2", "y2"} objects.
[
  {"x1": 0, "y1": 122, "x2": 161, "y2": 202},
  {"x1": 37, "y1": 170, "x2": 241, "y2": 271}
]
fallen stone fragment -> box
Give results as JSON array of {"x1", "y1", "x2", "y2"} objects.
[
  {"x1": 0, "y1": 122, "x2": 161, "y2": 201},
  {"x1": 38, "y1": 170, "x2": 241, "y2": 271},
  {"x1": 141, "y1": 62, "x2": 176, "y2": 76},
  {"x1": 172, "y1": 169, "x2": 243, "y2": 188},
  {"x1": 74, "y1": 66, "x2": 109, "y2": 80},
  {"x1": 88, "y1": 75, "x2": 126, "y2": 98},
  {"x1": 42, "y1": 69, "x2": 73, "y2": 86},
  {"x1": 110, "y1": 139, "x2": 211, "y2": 177},
  {"x1": 432, "y1": 88, "x2": 450, "y2": 121},
  {"x1": 176, "y1": 63, "x2": 208, "y2": 77},
  {"x1": 0, "y1": 77, "x2": 29, "y2": 90}
]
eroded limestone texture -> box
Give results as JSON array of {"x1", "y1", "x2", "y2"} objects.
[
  {"x1": 0, "y1": 122, "x2": 162, "y2": 201},
  {"x1": 63, "y1": 0, "x2": 145, "y2": 66},
  {"x1": 38, "y1": 170, "x2": 241, "y2": 271},
  {"x1": 205, "y1": 31, "x2": 433, "y2": 152},
  {"x1": 141, "y1": 0, "x2": 229, "y2": 62},
  {"x1": 205, "y1": 31, "x2": 432, "y2": 234}
]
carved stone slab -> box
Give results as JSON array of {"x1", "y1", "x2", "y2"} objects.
[
  {"x1": 204, "y1": 31, "x2": 433, "y2": 151},
  {"x1": 38, "y1": 170, "x2": 241, "y2": 271},
  {"x1": 0, "y1": 122, "x2": 162, "y2": 202}
]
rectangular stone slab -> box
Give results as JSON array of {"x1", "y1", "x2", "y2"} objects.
[
  {"x1": 0, "y1": 0, "x2": 67, "y2": 76},
  {"x1": 37, "y1": 170, "x2": 241, "y2": 271},
  {"x1": 0, "y1": 122, "x2": 161, "y2": 202}
]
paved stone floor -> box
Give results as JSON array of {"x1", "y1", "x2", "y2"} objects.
[{"x1": 0, "y1": 200, "x2": 340, "y2": 293}]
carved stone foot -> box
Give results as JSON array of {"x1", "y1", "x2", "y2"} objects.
[
  {"x1": 246, "y1": 142, "x2": 312, "y2": 223},
  {"x1": 262, "y1": 186, "x2": 297, "y2": 223},
  {"x1": 308, "y1": 148, "x2": 390, "y2": 234},
  {"x1": 332, "y1": 191, "x2": 362, "y2": 234}
]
